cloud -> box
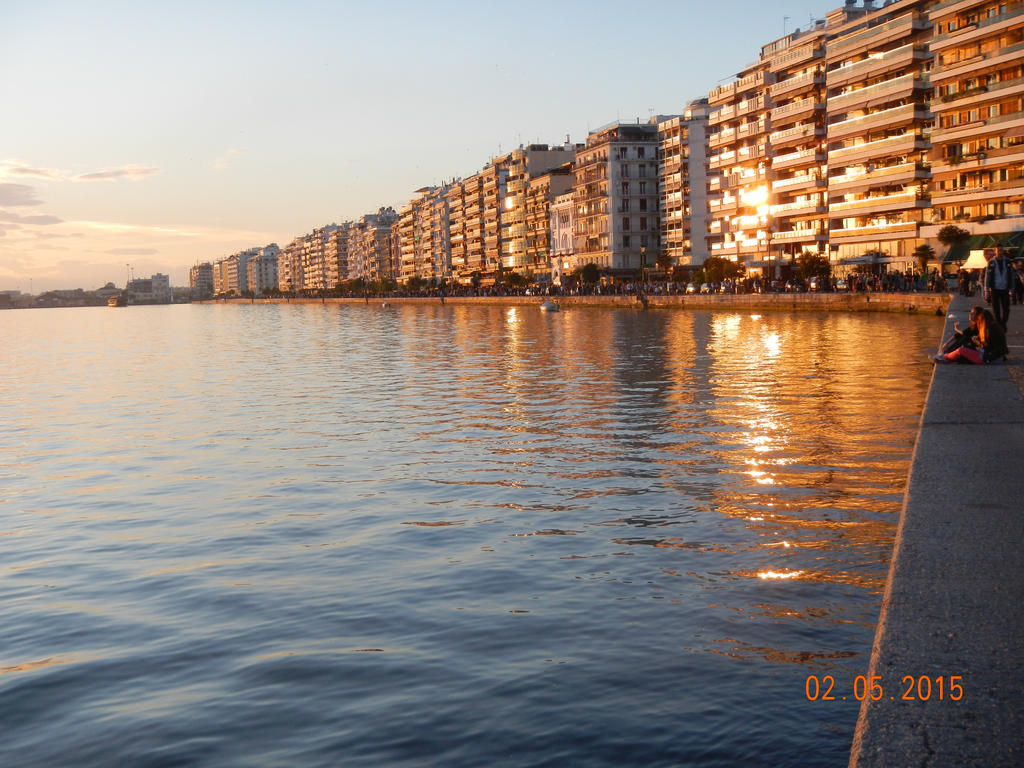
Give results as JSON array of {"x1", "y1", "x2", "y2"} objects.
[
  {"x1": 0, "y1": 183, "x2": 43, "y2": 206},
  {"x1": 0, "y1": 210, "x2": 63, "y2": 225},
  {"x1": 214, "y1": 148, "x2": 249, "y2": 171},
  {"x1": 72, "y1": 164, "x2": 160, "y2": 182},
  {"x1": 0, "y1": 163, "x2": 63, "y2": 181},
  {"x1": 106, "y1": 247, "x2": 159, "y2": 256}
]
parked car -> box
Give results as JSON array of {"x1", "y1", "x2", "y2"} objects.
[
  {"x1": 686, "y1": 282, "x2": 698, "y2": 294},
  {"x1": 808, "y1": 276, "x2": 829, "y2": 292},
  {"x1": 834, "y1": 278, "x2": 849, "y2": 291},
  {"x1": 700, "y1": 283, "x2": 712, "y2": 294}
]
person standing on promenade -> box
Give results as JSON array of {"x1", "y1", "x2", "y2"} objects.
[
  {"x1": 1014, "y1": 261, "x2": 1024, "y2": 305},
  {"x1": 985, "y1": 248, "x2": 1014, "y2": 328}
]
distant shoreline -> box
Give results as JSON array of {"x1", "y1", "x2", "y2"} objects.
[{"x1": 198, "y1": 292, "x2": 951, "y2": 316}]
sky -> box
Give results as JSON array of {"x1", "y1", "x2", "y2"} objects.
[{"x1": 1, "y1": 0, "x2": 830, "y2": 292}]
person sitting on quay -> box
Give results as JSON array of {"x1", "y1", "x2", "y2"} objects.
[{"x1": 931, "y1": 306, "x2": 1008, "y2": 364}]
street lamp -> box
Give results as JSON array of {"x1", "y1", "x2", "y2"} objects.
[{"x1": 640, "y1": 245, "x2": 647, "y2": 286}]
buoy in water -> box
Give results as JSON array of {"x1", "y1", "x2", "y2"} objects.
[{"x1": 539, "y1": 300, "x2": 559, "y2": 312}]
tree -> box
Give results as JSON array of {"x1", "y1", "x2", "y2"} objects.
[
  {"x1": 701, "y1": 256, "x2": 744, "y2": 283},
  {"x1": 796, "y1": 252, "x2": 830, "y2": 279},
  {"x1": 655, "y1": 250, "x2": 674, "y2": 274},
  {"x1": 580, "y1": 262, "x2": 601, "y2": 284},
  {"x1": 913, "y1": 243, "x2": 936, "y2": 274},
  {"x1": 937, "y1": 225, "x2": 971, "y2": 263},
  {"x1": 504, "y1": 271, "x2": 528, "y2": 289},
  {"x1": 406, "y1": 275, "x2": 426, "y2": 292}
]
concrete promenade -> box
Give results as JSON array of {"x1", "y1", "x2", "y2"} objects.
[
  {"x1": 850, "y1": 294, "x2": 1024, "y2": 767},
  {"x1": 221, "y1": 291, "x2": 950, "y2": 316}
]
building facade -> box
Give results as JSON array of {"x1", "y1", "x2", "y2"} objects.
[
  {"x1": 657, "y1": 101, "x2": 712, "y2": 269},
  {"x1": 924, "y1": 0, "x2": 1024, "y2": 243},
  {"x1": 190, "y1": 262, "x2": 214, "y2": 299},
  {"x1": 574, "y1": 121, "x2": 663, "y2": 272}
]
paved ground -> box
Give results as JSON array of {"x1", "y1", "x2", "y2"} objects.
[{"x1": 850, "y1": 295, "x2": 1024, "y2": 767}]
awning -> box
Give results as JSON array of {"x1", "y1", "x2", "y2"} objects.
[{"x1": 1003, "y1": 124, "x2": 1024, "y2": 139}]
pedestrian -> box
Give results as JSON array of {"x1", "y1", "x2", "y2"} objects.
[{"x1": 985, "y1": 249, "x2": 1014, "y2": 328}]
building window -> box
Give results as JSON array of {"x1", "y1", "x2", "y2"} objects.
[
  {"x1": 622, "y1": 181, "x2": 630, "y2": 195},
  {"x1": 637, "y1": 147, "x2": 645, "y2": 159},
  {"x1": 623, "y1": 217, "x2": 631, "y2": 230},
  {"x1": 640, "y1": 217, "x2": 648, "y2": 230},
  {"x1": 623, "y1": 235, "x2": 631, "y2": 248},
  {"x1": 639, "y1": 181, "x2": 647, "y2": 194},
  {"x1": 621, "y1": 164, "x2": 630, "y2": 178},
  {"x1": 639, "y1": 199, "x2": 648, "y2": 211}
]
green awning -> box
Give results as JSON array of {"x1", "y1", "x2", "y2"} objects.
[{"x1": 943, "y1": 231, "x2": 1024, "y2": 264}]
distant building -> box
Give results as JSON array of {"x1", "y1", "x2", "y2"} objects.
[
  {"x1": 190, "y1": 263, "x2": 214, "y2": 299},
  {"x1": 247, "y1": 244, "x2": 280, "y2": 296},
  {"x1": 549, "y1": 190, "x2": 576, "y2": 284},
  {"x1": 127, "y1": 273, "x2": 171, "y2": 303}
]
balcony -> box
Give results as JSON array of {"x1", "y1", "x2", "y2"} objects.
[
  {"x1": 709, "y1": 81, "x2": 737, "y2": 105},
  {"x1": 828, "y1": 161, "x2": 929, "y2": 193},
  {"x1": 829, "y1": 190, "x2": 927, "y2": 214},
  {"x1": 771, "y1": 173, "x2": 826, "y2": 191},
  {"x1": 772, "y1": 228, "x2": 826, "y2": 241},
  {"x1": 826, "y1": 44, "x2": 929, "y2": 89},
  {"x1": 827, "y1": 104, "x2": 930, "y2": 141},
  {"x1": 932, "y1": 40, "x2": 1024, "y2": 83},
  {"x1": 827, "y1": 132, "x2": 928, "y2": 166},
  {"x1": 931, "y1": 112, "x2": 1024, "y2": 145},
  {"x1": 829, "y1": 220, "x2": 918, "y2": 239},
  {"x1": 736, "y1": 95, "x2": 770, "y2": 118},
  {"x1": 768, "y1": 44, "x2": 823, "y2": 73},
  {"x1": 931, "y1": 176, "x2": 1024, "y2": 204},
  {"x1": 930, "y1": 145, "x2": 1024, "y2": 176},
  {"x1": 771, "y1": 96, "x2": 822, "y2": 125},
  {"x1": 827, "y1": 73, "x2": 926, "y2": 113},
  {"x1": 709, "y1": 127, "x2": 736, "y2": 148},
  {"x1": 932, "y1": 77, "x2": 1024, "y2": 114},
  {"x1": 768, "y1": 122, "x2": 822, "y2": 148},
  {"x1": 826, "y1": 13, "x2": 930, "y2": 64},
  {"x1": 709, "y1": 104, "x2": 736, "y2": 125},
  {"x1": 930, "y1": 6, "x2": 1024, "y2": 51},
  {"x1": 770, "y1": 69, "x2": 825, "y2": 98},
  {"x1": 769, "y1": 199, "x2": 827, "y2": 217},
  {"x1": 736, "y1": 70, "x2": 774, "y2": 94},
  {"x1": 772, "y1": 146, "x2": 826, "y2": 171}
]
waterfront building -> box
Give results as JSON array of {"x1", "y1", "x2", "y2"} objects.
[
  {"x1": 447, "y1": 181, "x2": 467, "y2": 283},
  {"x1": 657, "y1": 101, "x2": 713, "y2": 269},
  {"x1": 549, "y1": 191, "x2": 576, "y2": 284},
  {"x1": 764, "y1": 21, "x2": 829, "y2": 271},
  {"x1": 347, "y1": 208, "x2": 399, "y2": 283},
  {"x1": 523, "y1": 163, "x2": 574, "y2": 281},
  {"x1": 707, "y1": 49, "x2": 775, "y2": 268},
  {"x1": 573, "y1": 121, "x2": 663, "y2": 273},
  {"x1": 824, "y1": 0, "x2": 935, "y2": 272},
  {"x1": 190, "y1": 262, "x2": 214, "y2": 299},
  {"x1": 247, "y1": 244, "x2": 280, "y2": 296},
  {"x1": 278, "y1": 237, "x2": 305, "y2": 294},
  {"x1": 924, "y1": 0, "x2": 1024, "y2": 244},
  {"x1": 500, "y1": 145, "x2": 578, "y2": 276},
  {"x1": 482, "y1": 156, "x2": 509, "y2": 283},
  {"x1": 126, "y1": 273, "x2": 172, "y2": 303},
  {"x1": 398, "y1": 186, "x2": 451, "y2": 284},
  {"x1": 325, "y1": 225, "x2": 351, "y2": 290}
]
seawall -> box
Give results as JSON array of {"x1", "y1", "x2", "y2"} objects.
[
  {"x1": 849, "y1": 294, "x2": 1024, "y2": 767},
  {"x1": 204, "y1": 292, "x2": 949, "y2": 315}
]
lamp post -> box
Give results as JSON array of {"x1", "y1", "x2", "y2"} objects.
[{"x1": 640, "y1": 245, "x2": 647, "y2": 286}]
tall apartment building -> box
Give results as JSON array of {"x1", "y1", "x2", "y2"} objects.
[
  {"x1": 398, "y1": 186, "x2": 451, "y2": 284},
  {"x1": 247, "y1": 244, "x2": 280, "y2": 296},
  {"x1": 549, "y1": 191, "x2": 575, "y2": 284},
  {"x1": 447, "y1": 182, "x2": 467, "y2": 282},
  {"x1": 707, "y1": 57, "x2": 775, "y2": 266},
  {"x1": 501, "y1": 145, "x2": 578, "y2": 274},
  {"x1": 481, "y1": 155, "x2": 509, "y2": 282},
  {"x1": 348, "y1": 208, "x2": 399, "y2": 282},
  {"x1": 278, "y1": 237, "x2": 305, "y2": 294},
  {"x1": 765, "y1": 23, "x2": 830, "y2": 266},
  {"x1": 925, "y1": 0, "x2": 1024, "y2": 241},
  {"x1": 657, "y1": 101, "x2": 712, "y2": 268},
  {"x1": 825, "y1": 0, "x2": 934, "y2": 267},
  {"x1": 523, "y1": 164, "x2": 574, "y2": 277},
  {"x1": 574, "y1": 121, "x2": 663, "y2": 272},
  {"x1": 325, "y1": 224, "x2": 350, "y2": 289},
  {"x1": 189, "y1": 262, "x2": 214, "y2": 299},
  {"x1": 707, "y1": 0, "x2": 935, "y2": 275}
]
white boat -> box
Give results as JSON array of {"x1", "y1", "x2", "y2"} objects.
[{"x1": 539, "y1": 300, "x2": 559, "y2": 312}]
